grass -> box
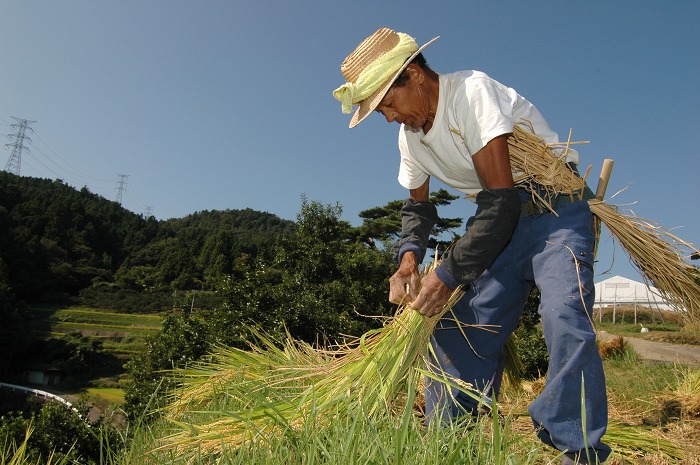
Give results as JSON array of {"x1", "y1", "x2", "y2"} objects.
[
  {"x1": 118, "y1": 334, "x2": 690, "y2": 464},
  {"x1": 117, "y1": 383, "x2": 549, "y2": 465},
  {"x1": 594, "y1": 306, "x2": 700, "y2": 346},
  {"x1": 1, "y1": 425, "x2": 74, "y2": 465},
  {"x1": 12, "y1": 304, "x2": 699, "y2": 463},
  {"x1": 600, "y1": 355, "x2": 700, "y2": 463},
  {"x1": 602, "y1": 356, "x2": 680, "y2": 419},
  {"x1": 83, "y1": 387, "x2": 126, "y2": 405},
  {"x1": 4, "y1": 343, "x2": 698, "y2": 464}
]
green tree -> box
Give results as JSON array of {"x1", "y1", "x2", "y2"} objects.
[
  {"x1": 215, "y1": 197, "x2": 396, "y2": 345},
  {"x1": 0, "y1": 399, "x2": 119, "y2": 464},
  {"x1": 0, "y1": 172, "x2": 293, "y2": 304},
  {"x1": 356, "y1": 188, "x2": 463, "y2": 252},
  {"x1": 41, "y1": 332, "x2": 104, "y2": 374},
  {"x1": 511, "y1": 287, "x2": 549, "y2": 379},
  {"x1": 122, "y1": 312, "x2": 210, "y2": 422},
  {"x1": 124, "y1": 197, "x2": 397, "y2": 419},
  {"x1": 0, "y1": 280, "x2": 29, "y2": 376}
]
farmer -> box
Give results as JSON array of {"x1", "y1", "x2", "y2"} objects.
[{"x1": 333, "y1": 28, "x2": 611, "y2": 465}]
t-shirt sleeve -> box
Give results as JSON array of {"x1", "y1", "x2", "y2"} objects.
[
  {"x1": 457, "y1": 76, "x2": 516, "y2": 155},
  {"x1": 397, "y1": 129, "x2": 429, "y2": 190}
]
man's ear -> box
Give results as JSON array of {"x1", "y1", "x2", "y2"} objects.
[{"x1": 406, "y1": 64, "x2": 424, "y2": 84}]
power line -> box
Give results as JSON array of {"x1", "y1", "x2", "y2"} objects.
[
  {"x1": 28, "y1": 134, "x2": 113, "y2": 185},
  {"x1": 3, "y1": 117, "x2": 36, "y2": 175},
  {"x1": 2, "y1": 116, "x2": 153, "y2": 215}
]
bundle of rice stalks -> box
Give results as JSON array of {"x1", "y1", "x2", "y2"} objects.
[
  {"x1": 589, "y1": 201, "x2": 700, "y2": 324},
  {"x1": 597, "y1": 335, "x2": 628, "y2": 360},
  {"x1": 604, "y1": 421, "x2": 685, "y2": 463},
  {"x1": 662, "y1": 367, "x2": 700, "y2": 419},
  {"x1": 508, "y1": 124, "x2": 700, "y2": 328},
  {"x1": 159, "y1": 275, "x2": 474, "y2": 457}
]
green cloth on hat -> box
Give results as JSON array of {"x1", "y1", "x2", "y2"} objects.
[{"x1": 333, "y1": 32, "x2": 418, "y2": 114}]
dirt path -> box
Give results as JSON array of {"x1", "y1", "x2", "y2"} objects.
[{"x1": 598, "y1": 330, "x2": 700, "y2": 365}]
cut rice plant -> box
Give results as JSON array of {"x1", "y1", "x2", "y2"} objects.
[
  {"x1": 159, "y1": 267, "x2": 481, "y2": 457},
  {"x1": 604, "y1": 421, "x2": 685, "y2": 463},
  {"x1": 149, "y1": 373, "x2": 545, "y2": 465},
  {"x1": 509, "y1": 124, "x2": 700, "y2": 329},
  {"x1": 661, "y1": 366, "x2": 700, "y2": 419},
  {"x1": 589, "y1": 201, "x2": 700, "y2": 327}
]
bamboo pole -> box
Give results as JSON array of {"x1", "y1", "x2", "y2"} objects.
[
  {"x1": 595, "y1": 159, "x2": 615, "y2": 200},
  {"x1": 593, "y1": 159, "x2": 614, "y2": 258}
]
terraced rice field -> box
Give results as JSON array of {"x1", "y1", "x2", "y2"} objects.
[{"x1": 30, "y1": 306, "x2": 163, "y2": 356}]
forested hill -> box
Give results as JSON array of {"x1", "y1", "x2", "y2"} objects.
[{"x1": 0, "y1": 172, "x2": 294, "y2": 304}]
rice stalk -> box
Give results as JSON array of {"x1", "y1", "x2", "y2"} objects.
[
  {"x1": 159, "y1": 273, "x2": 474, "y2": 456},
  {"x1": 508, "y1": 124, "x2": 700, "y2": 328},
  {"x1": 166, "y1": 327, "x2": 326, "y2": 414},
  {"x1": 589, "y1": 201, "x2": 700, "y2": 318},
  {"x1": 661, "y1": 366, "x2": 700, "y2": 418},
  {"x1": 603, "y1": 421, "x2": 685, "y2": 462}
]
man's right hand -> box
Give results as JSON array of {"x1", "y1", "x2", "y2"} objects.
[{"x1": 389, "y1": 251, "x2": 422, "y2": 305}]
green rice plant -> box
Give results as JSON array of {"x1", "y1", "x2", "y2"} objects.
[
  {"x1": 157, "y1": 265, "x2": 488, "y2": 457},
  {"x1": 133, "y1": 370, "x2": 544, "y2": 465}
]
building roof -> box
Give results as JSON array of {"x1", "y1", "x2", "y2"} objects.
[{"x1": 594, "y1": 275, "x2": 675, "y2": 310}]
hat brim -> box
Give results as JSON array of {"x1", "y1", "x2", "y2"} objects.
[{"x1": 349, "y1": 36, "x2": 440, "y2": 128}]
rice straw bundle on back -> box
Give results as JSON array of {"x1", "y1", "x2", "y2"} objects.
[{"x1": 508, "y1": 124, "x2": 700, "y2": 328}]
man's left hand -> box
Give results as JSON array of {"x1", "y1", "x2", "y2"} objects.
[{"x1": 411, "y1": 270, "x2": 453, "y2": 317}]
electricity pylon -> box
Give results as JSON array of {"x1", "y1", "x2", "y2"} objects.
[
  {"x1": 115, "y1": 174, "x2": 129, "y2": 205},
  {"x1": 4, "y1": 117, "x2": 36, "y2": 175}
]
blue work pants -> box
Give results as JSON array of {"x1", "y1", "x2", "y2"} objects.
[{"x1": 424, "y1": 196, "x2": 611, "y2": 462}]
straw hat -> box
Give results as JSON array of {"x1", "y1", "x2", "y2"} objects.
[{"x1": 336, "y1": 28, "x2": 439, "y2": 128}]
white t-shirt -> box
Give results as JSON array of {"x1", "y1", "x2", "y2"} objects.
[{"x1": 397, "y1": 70, "x2": 578, "y2": 195}]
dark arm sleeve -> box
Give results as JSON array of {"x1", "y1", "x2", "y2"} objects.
[
  {"x1": 435, "y1": 187, "x2": 520, "y2": 289},
  {"x1": 390, "y1": 198, "x2": 438, "y2": 266}
]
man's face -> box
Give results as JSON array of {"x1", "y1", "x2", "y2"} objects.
[{"x1": 375, "y1": 67, "x2": 429, "y2": 131}]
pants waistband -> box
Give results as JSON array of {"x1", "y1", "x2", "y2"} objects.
[{"x1": 520, "y1": 185, "x2": 596, "y2": 218}]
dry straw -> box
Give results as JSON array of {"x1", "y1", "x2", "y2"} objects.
[{"x1": 508, "y1": 123, "x2": 700, "y2": 329}]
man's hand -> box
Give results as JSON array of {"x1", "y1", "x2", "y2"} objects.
[
  {"x1": 389, "y1": 251, "x2": 453, "y2": 317},
  {"x1": 410, "y1": 270, "x2": 452, "y2": 317},
  {"x1": 389, "y1": 252, "x2": 421, "y2": 305}
]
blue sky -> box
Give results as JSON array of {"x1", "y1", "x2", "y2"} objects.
[{"x1": 1, "y1": 1, "x2": 698, "y2": 283}]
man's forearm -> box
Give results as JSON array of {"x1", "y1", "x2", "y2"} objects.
[
  {"x1": 391, "y1": 198, "x2": 438, "y2": 265},
  {"x1": 435, "y1": 187, "x2": 520, "y2": 288}
]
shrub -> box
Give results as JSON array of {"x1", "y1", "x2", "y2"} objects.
[{"x1": 512, "y1": 288, "x2": 549, "y2": 380}]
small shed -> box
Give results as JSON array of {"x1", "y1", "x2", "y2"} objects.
[{"x1": 24, "y1": 365, "x2": 64, "y2": 387}]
